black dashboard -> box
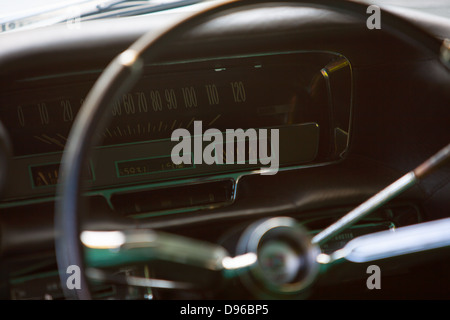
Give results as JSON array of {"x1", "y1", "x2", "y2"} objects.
[{"x1": 0, "y1": 1, "x2": 449, "y2": 300}]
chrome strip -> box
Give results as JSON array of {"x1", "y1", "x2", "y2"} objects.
[{"x1": 312, "y1": 171, "x2": 417, "y2": 245}]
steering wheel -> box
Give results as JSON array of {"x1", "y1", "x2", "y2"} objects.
[
  {"x1": 55, "y1": 0, "x2": 450, "y2": 300},
  {"x1": 0, "y1": 120, "x2": 11, "y2": 196}
]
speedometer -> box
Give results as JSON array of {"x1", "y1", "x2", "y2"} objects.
[{"x1": 0, "y1": 51, "x2": 352, "y2": 201}]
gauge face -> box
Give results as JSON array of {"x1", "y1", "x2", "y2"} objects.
[
  {"x1": 0, "y1": 52, "x2": 348, "y2": 157},
  {"x1": 3, "y1": 63, "x2": 302, "y2": 156},
  {"x1": 0, "y1": 51, "x2": 352, "y2": 201}
]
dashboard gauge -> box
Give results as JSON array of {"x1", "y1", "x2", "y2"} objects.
[
  {"x1": 30, "y1": 162, "x2": 93, "y2": 188},
  {"x1": 0, "y1": 51, "x2": 353, "y2": 201}
]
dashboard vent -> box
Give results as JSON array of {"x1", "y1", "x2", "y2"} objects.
[{"x1": 111, "y1": 179, "x2": 235, "y2": 217}]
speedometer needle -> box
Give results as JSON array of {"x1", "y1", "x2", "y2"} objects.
[{"x1": 208, "y1": 114, "x2": 221, "y2": 126}]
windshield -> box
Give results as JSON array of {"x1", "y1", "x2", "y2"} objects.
[
  {"x1": 1, "y1": 0, "x2": 449, "y2": 34},
  {"x1": 1, "y1": 0, "x2": 87, "y2": 19},
  {"x1": 0, "y1": 0, "x2": 205, "y2": 33},
  {"x1": 356, "y1": 0, "x2": 450, "y2": 18}
]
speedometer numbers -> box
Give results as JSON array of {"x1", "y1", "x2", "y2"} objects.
[{"x1": 9, "y1": 80, "x2": 248, "y2": 156}]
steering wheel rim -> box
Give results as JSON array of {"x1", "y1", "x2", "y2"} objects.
[{"x1": 55, "y1": 0, "x2": 449, "y2": 300}]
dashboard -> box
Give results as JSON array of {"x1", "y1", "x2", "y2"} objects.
[{"x1": 0, "y1": 1, "x2": 449, "y2": 300}]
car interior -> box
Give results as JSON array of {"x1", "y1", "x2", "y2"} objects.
[{"x1": 0, "y1": 0, "x2": 449, "y2": 300}]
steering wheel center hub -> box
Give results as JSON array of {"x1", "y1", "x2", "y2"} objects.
[{"x1": 236, "y1": 217, "x2": 320, "y2": 298}]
